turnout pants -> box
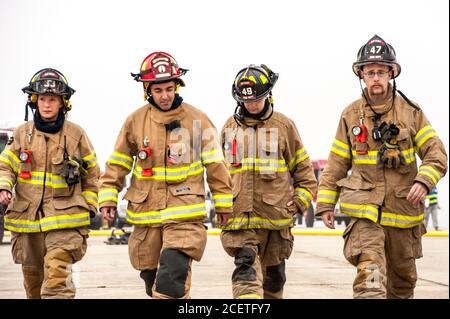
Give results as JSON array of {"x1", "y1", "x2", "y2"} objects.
[
  {"x1": 10, "y1": 228, "x2": 88, "y2": 299},
  {"x1": 128, "y1": 222, "x2": 207, "y2": 299},
  {"x1": 220, "y1": 228, "x2": 294, "y2": 299},
  {"x1": 343, "y1": 217, "x2": 426, "y2": 299}
]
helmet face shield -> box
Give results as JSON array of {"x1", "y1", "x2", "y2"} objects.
[
  {"x1": 22, "y1": 68, "x2": 75, "y2": 115},
  {"x1": 32, "y1": 79, "x2": 68, "y2": 95},
  {"x1": 23, "y1": 68, "x2": 74, "y2": 97}
]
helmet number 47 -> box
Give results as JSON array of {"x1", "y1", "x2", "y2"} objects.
[{"x1": 370, "y1": 46, "x2": 382, "y2": 54}]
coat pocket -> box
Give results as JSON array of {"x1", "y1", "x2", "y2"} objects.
[
  {"x1": 123, "y1": 188, "x2": 149, "y2": 204},
  {"x1": 166, "y1": 142, "x2": 190, "y2": 185},
  {"x1": 51, "y1": 146, "x2": 74, "y2": 198},
  {"x1": 396, "y1": 128, "x2": 415, "y2": 174},
  {"x1": 337, "y1": 175, "x2": 375, "y2": 205},
  {"x1": 52, "y1": 195, "x2": 90, "y2": 213},
  {"x1": 7, "y1": 200, "x2": 31, "y2": 214},
  {"x1": 392, "y1": 185, "x2": 424, "y2": 216},
  {"x1": 258, "y1": 140, "x2": 279, "y2": 181}
]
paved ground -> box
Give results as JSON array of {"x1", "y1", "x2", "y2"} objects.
[{"x1": 0, "y1": 226, "x2": 448, "y2": 299}]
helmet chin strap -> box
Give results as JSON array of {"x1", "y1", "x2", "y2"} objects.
[
  {"x1": 358, "y1": 76, "x2": 396, "y2": 119},
  {"x1": 233, "y1": 97, "x2": 274, "y2": 126}
]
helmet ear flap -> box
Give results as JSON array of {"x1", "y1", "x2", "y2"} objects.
[
  {"x1": 63, "y1": 97, "x2": 72, "y2": 112},
  {"x1": 358, "y1": 68, "x2": 364, "y2": 79},
  {"x1": 31, "y1": 94, "x2": 37, "y2": 103},
  {"x1": 143, "y1": 82, "x2": 150, "y2": 101}
]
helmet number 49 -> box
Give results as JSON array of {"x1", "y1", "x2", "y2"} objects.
[{"x1": 242, "y1": 87, "x2": 253, "y2": 95}]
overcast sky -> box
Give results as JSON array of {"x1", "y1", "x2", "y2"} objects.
[{"x1": 1, "y1": 0, "x2": 448, "y2": 225}]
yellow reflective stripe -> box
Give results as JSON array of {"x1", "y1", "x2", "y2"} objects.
[
  {"x1": 5, "y1": 212, "x2": 91, "y2": 233},
  {"x1": 133, "y1": 161, "x2": 204, "y2": 180},
  {"x1": 219, "y1": 216, "x2": 294, "y2": 230},
  {"x1": 4, "y1": 217, "x2": 41, "y2": 233},
  {"x1": 351, "y1": 150, "x2": 378, "y2": 164},
  {"x1": 380, "y1": 212, "x2": 424, "y2": 228},
  {"x1": 40, "y1": 212, "x2": 91, "y2": 231},
  {"x1": 227, "y1": 158, "x2": 288, "y2": 174},
  {"x1": 212, "y1": 193, "x2": 233, "y2": 208},
  {"x1": 201, "y1": 149, "x2": 224, "y2": 164},
  {"x1": 126, "y1": 203, "x2": 206, "y2": 224},
  {"x1": 17, "y1": 172, "x2": 68, "y2": 188},
  {"x1": 418, "y1": 165, "x2": 441, "y2": 185},
  {"x1": 0, "y1": 150, "x2": 20, "y2": 173},
  {"x1": 82, "y1": 151, "x2": 97, "y2": 169},
  {"x1": 317, "y1": 190, "x2": 339, "y2": 204},
  {"x1": 415, "y1": 125, "x2": 438, "y2": 148},
  {"x1": 289, "y1": 148, "x2": 309, "y2": 170},
  {"x1": 99, "y1": 188, "x2": 118, "y2": 203},
  {"x1": 426, "y1": 193, "x2": 438, "y2": 200},
  {"x1": 107, "y1": 151, "x2": 133, "y2": 170},
  {"x1": 82, "y1": 191, "x2": 98, "y2": 207},
  {"x1": 401, "y1": 148, "x2": 416, "y2": 164},
  {"x1": 340, "y1": 202, "x2": 378, "y2": 223},
  {"x1": 295, "y1": 187, "x2": 313, "y2": 208},
  {"x1": 331, "y1": 139, "x2": 351, "y2": 159},
  {"x1": 237, "y1": 294, "x2": 263, "y2": 299},
  {"x1": 0, "y1": 177, "x2": 13, "y2": 188}
]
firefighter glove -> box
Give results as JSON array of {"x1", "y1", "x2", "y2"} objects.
[
  {"x1": 58, "y1": 156, "x2": 87, "y2": 186},
  {"x1": 379, "y1": 139, "x2": 405, "y2": 169}
]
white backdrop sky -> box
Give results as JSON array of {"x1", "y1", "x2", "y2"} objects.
[{"x1": 1, "y1": 0, "x2": 448, "y2": 225}]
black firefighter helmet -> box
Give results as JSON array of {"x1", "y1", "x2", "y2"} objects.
[{"x1": 352, "y1": 35, "x2": 401, "y2": 78}]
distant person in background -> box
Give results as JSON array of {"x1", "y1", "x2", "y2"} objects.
[{"x1": 424, "y1": 187, "x2": 440, "y2": 231}]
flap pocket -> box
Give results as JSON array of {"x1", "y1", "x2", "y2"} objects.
[
  {"x1": 169, "y1": 184, "x2": 205, "y2": 196},
  {"x1": 8, "y1": 200, "x2": 30, "y2": 213},
  {"x1": 131, "y1": 225, "x2": 149, "y2": 241},
  {"x1": 262, "y1": 192, "x2": 283, "y2": 206},
  {"x1": 76, "y1": 227, "x2": 90, "y2": 236},
  {"x1": 51, "y1": 146, "x2": 65, "y2": 165},
  {"x1": 336, "y1": 175, "x2": 375, "y2": 190},
  {"x1": 397, "y1": 128, "x2": 410, "y2": 141},
  {"x1": 123, "y1": 188, "x2": 149, "y2": 204},
  {"x1": 53, "y1": 195, "x2": 90, "y2": 210},
  {"x1": 342, "y1": 217, "x2": 358, "y2": 238},
  {"x1": 167, "y1": 142, "x2": 188, "y2": 164},
  {"x1": 261, "y1": 140, "x2": 278, "y2": 155},
  {"x1": 394, "y1": 185, "x2": 411, "y2": 198}
]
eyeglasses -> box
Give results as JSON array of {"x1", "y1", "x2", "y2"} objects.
[
  {"x1": 32, "y1": 79, "x2": 68, "y2": 94},
  {"x1": 362, "y1": 70, "x2": 391, "y2": 79}
]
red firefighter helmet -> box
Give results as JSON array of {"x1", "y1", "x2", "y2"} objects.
[{"x1": 131, "y1": 51, "x2": 188, "y2": 86}]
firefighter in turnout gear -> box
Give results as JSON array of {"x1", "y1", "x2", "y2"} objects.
[
  {"x1": 219, "y1": 64, "x2": 317, "y2": 299},
  {"x1": 316, "y1": 35, "x2": 448, "y2": 298},
  {"x1": 0, "y1": 68, "x2": 99, "y2": 298},
  {"x1": 99, "y1": 52, "x2": 233, "y2": 299}
]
